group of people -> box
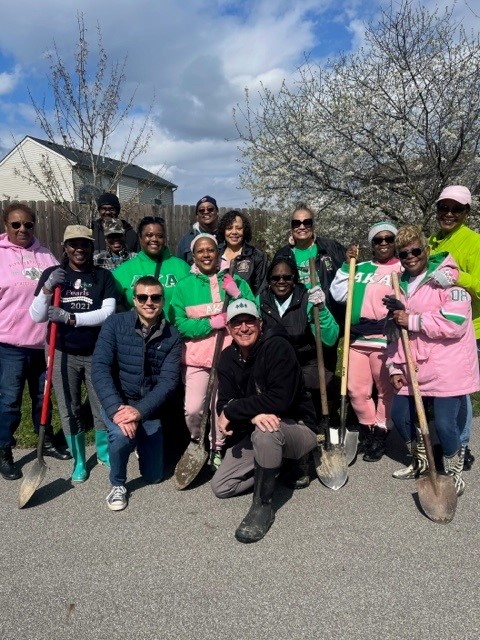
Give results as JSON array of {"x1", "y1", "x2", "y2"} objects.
[{"x1": 0, "y1": 185, "x2": 478, "y2": 543}]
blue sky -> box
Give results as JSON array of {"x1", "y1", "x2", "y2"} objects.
[{"x1": 0, "y1": 0, "x2": 471, "y2": 206}]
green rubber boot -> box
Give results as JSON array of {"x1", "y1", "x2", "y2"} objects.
[
  {"x1": 95, "y1": 430, "x2": 110, "y2": 468},
  {"x1": 65, "y1": 433, "x2": 88, "y2": 483}
]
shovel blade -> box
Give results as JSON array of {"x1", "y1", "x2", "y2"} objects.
[
  {"x1": 313, "y1": 444, "x2": 348, "y2": 491},
  {"x1": 343, "y1": 428, "x2": 359, "y2": 466},
  {"x1": 173, "y1": 442, "x2": 209, "y2": 490},
  {"x1": 416, "y1": 473, "x2": 457, "y2": 524},
  {"x1": 18, "y1": 460, "x2": 48, "y2": 509}
]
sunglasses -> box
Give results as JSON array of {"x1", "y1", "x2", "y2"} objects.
[
  {"x1": 9, "y1": 221, "x2": 34, "y2": 230},
  {"x1": 372, "y1": 235, "x2": 395, "y2": 245},
  {"x1": 135, "y1": 293, "x2": 163, "y2": 304},
  {"x1": 197, "y1": 207, "x2": 215, "y2": 214},
  {"x1": 270, "y1": 274, "x2": 294, "y2": 282},
  {"x1": 398, "y1": 247, "x2": 424, "y2": 260},
  {"x1": 291, "y1": 218, "x2": 313, "y2": 229},
  {"x1": 437, "y1": 204, "x2": 466, "y2": 215},
  {"x1": 229, "y1": 316, "x2": 258, "y2": 328}
]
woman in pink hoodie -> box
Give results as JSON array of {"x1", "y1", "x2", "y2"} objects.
[
  {"x1": 384, "y1": 225, "x2": 479, "y2": 496},
  {"x1": 0, "y1": 202, "x2": 69, "y2": 482}
]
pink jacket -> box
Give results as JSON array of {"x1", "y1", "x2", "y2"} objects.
[
  {"x1": 0, "y1": 234, "x2": 58, "y2": 348},
  {"x1": 386, "y1": 253, "x2": 479, "y2": 397}
]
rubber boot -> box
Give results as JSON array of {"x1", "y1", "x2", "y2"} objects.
[
  {"x1": 392, "y1": 430, "x2": 428, "y2": 479},
  {"x1": 0, "y1": 446, "x2": 22, "y2": 481},
  {"x1": 280, "y1": 455, "x2": 310, "y2": 489},
  {"x1": 65, "y1": 433, "x2": 88, "y2": 483},
  {"x1": 43, "y1": 426, "x2": 72, "y2": 461},
  {"x1": 357, "y1": 424, "x2": 374, "y2": 456},
  {"x1": 235, "y1": 464, "x2": 278, "y2": 543},
  {"x1": 95, "y1": 430, "x2": 110, "y2": 468},
  {"x1": 363, "y1": 426, "x2": 388, "y2": 462},
  {"x1": 443, "y1": 450, "x2": 465, "y2": 497}
]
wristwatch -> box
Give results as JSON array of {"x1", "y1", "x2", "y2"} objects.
[{"x1": 69, "y1": 313, "x2": 76, "y2": 326}]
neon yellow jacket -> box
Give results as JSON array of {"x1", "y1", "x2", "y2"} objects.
[{"x1": 428, "y1": 224, "x2": 480, "y2": 338}]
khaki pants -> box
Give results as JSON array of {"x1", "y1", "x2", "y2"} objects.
[{"x1": 211, "y1": 419, "x2": 317, "y2": 498}]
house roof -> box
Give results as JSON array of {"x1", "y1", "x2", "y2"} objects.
[{"x1": 27, "y1": 136, "x2": 177, "y2": 189}]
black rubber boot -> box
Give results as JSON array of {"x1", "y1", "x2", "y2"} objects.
[
  {"x1": 43, "y1": 431, "x2": 72, "y2": 461},
  {"x1": 363, "y1": 426, "x2": 388, "y2": 462},
  {"x1": 357, "y1": 425, "x2": 373, "y2": 455},
  {"x1": 235, "y1": 464, "x2": 278, "y2": 543},
  {"x1": 280, "y1": 455, "x2": 310, "y2": 490},
  {"x1": 0, "y1": 446, "x2": 22, "y2": 481}
]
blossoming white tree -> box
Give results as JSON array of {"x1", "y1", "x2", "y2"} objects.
[{"x1": 235, "y1": 1, "x2": 480, "y2": 244}]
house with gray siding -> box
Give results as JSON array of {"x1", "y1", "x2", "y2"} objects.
[{"x1": 0, "y1": 136, "x2": 176, "y2": 205}]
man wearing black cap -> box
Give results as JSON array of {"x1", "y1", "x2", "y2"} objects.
[
  {"x1": 176, "y1": 195, "x2": 220, "y2": 264},
  {"x1": 92, "y1": 193, "x2": 139, "y2": 254}
]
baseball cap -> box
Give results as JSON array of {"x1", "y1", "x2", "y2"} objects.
[
  {"x1": 63, "y1": 225, "x2": 94, "y2": 243},
  {"x1": 227, "y1": 298, "x2": 260, "y2": 323}
]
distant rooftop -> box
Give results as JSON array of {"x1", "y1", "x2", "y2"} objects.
[{"x1": 28, "y1": 136, "x2": 177, "y2": 189}]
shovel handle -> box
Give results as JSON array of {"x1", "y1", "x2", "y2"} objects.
[
  {"x1": 309, "y1": 258, "x2": 329, "y2": 420},
  {"x1": 340, "y1": 257, "x2": 356, "y2": 396},
  {"x1": 39, "y1": 286, "x2": 61, "y2": 427},
  {"x1": 391, "y1": 272, "x2": 438, "y2": 481}
]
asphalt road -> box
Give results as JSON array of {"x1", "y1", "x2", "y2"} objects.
[{"x1": 1, "y1": 424, "x2": 479, "y2": 640}]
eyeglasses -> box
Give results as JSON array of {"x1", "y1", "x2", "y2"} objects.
[
  {"x1": 398, "y1": 247, "x2": 424, "y2": 260},
  {"x1": 9, "y1": 221, "x2": 34, "y2": 230},
  {"x1": 437, "y1": 204, "x2": 466, "y2": 215},
  {"x1": 134, "y1": 294, "x2": 163, "y2": 304},
  {"x1": 270, "y1": 274, "x2": 294, "y2": 282},
  {"x1": 198, "y1": 207, "x2": 215, "y2": 214},
  {"x1": 229, "y1": 317, "x2": 258, "y2": 328},
  {"x1": 291, "y1": 218, "x2": 313, "y2": 229},
  {"x1": 372, "y1": 235, "x2": 395, "y2": 245}
]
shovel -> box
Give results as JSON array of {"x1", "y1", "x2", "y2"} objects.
[
  {"x1": 391, "y1": 272, "x2": 457, "y2": 524},
  {"x1": 19, "y1": 286, "x2": 61, "y2": 509},
  {"x1": 309, "y1": 259, "x2": 347, "y2": 490},
  {"x1": 173, "y1": 275, "x2": 232, "y2": 490},
  {"x1": 340, "y1": 257, "x2": 360, "y2": 465}
]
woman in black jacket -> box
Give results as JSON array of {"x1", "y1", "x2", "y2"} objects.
[{"x1": 217, "y1": 210, "x2": 268, "y2": 296}]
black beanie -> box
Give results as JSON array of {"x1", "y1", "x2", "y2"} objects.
[{"x1": 97, "y1": 193, "x2": 121, "y2": 213}]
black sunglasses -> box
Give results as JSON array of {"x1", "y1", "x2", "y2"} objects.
[
  {"x1": 270, "y1": 274, "x2": 294, "y2": 282},
  {"x1": 197, "y1": 207, "x2": 216, "y2": 213},
  {"x1": 398, "y1": 247, "x2": 424, "y2": 260},
  {"x1": 135, "y1": 293, "x2": 163, "y2": 304},
  {"x1": 437, "y1": 204, "x2": 466, "y2": 215},
  {"x1": 372, "y1": 235, "x2": 395, "y2": 245},
  {"x1": 9, "y1": 221, "x2": 34, "y2": 230},
  {"x1": 291, "y1": 218, "x2": 313, "y2": 229}
]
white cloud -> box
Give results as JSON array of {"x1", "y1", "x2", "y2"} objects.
[{"x1": 0, "y1": 65, "x2": 21, "y2": 96}]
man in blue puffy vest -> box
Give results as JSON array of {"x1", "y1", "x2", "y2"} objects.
[{"x1": 92, "y1": 275, "x2": 181, "y2": 511}]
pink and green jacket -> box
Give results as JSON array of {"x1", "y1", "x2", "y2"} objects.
[
  {"x1": 386, "y1": 253, "x2": 479, "y2": 397},
  {"x1": 170, "y1": 271, "x2": 255, "y2": 368}
]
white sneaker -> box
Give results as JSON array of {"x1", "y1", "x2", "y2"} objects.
[{"x1": 106, "y1": 485, "x2": 128, "y2": 511}]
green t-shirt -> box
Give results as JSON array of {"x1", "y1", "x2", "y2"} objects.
[{"x1": 293, "y1": 245, "x2": 318, "y2": 288}]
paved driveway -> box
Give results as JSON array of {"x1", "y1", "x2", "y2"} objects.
[{"x1": 1, "y1": 425, "x2": 479, "y2": 640}]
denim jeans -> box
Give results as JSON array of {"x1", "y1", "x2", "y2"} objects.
[
  {"x1": 458, "y1": 395, "x2": 472, "y2": 448},
  {"x1": 391, "y1": 394, "x2": 464, "y2": 457},
  {"x1": 101, "y1": 408, "x2": 164, "y2": 486},
  {"x1": 0, "y1": 343, "x2": 51, "y2": 447}
]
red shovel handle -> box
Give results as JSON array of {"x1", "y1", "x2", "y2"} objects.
[{"x1": 39, "y1": 286, "x2": 61, "y2": 426}]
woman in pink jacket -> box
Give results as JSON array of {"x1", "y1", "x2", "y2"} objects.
[
  {"x1": 384, "y1": 225, "x2": 479, "y2": 496},
  {"x1": 0, "y1": 202, "x2": 70, "y2": 481}
]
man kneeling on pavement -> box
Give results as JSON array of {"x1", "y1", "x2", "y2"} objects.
[
  {"x1": 213, "y1": 298, "x2": 319, "y2": 543},
  {"x1": 92, "y1": 276, "x2": 181, "y2": 511}
]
